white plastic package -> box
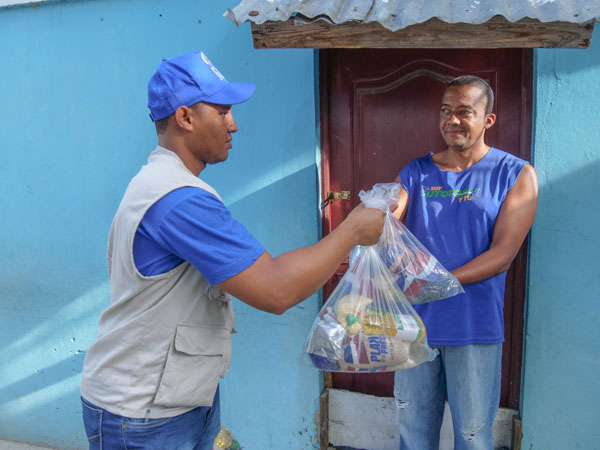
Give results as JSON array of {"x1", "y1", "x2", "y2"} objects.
[
  {"x1": 305, "y1": 184, "x2": 437, "y2": 373},
  {"x1": 366, "y1": 183, "x2": 464, "y2": 304},
  {"x1": 305, "y1": 245, "x2": 433, "y2": 372}
]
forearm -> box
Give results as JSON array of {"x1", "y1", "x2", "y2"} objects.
[
  {"x1": 451, "y1": 246, "x2": 515, "y2": 285},
  {"x1": 218, "y1": 218, "x2": 366, "y2": 314},
  {"x1": 267, "y1": 221, "x2": 358, "y2": 308},
  {"x1": 453, "y1": 164, "x2": 538, "y2": 286},
  {"x1": 218, "y1": 204, "x2": 383, "y2": 314}
]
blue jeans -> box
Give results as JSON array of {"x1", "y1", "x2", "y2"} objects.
[
  {"x1": 393, "y1": 344, "x2": 502, "y2": 450},
  {"x1": 81, "y1": 387, "x2": 221, "y2": 450}
]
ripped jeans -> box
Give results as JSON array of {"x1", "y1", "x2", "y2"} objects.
[{"x1": 393, "y1": 344, "x2": 502, "y2": 450}]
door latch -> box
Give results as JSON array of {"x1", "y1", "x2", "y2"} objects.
[{"x1": 321, "y1": 190, "x2": 351, "y2": 209}]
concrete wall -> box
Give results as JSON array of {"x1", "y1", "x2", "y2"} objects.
[
  {"x1": 0, "y1": 1, "x2": 320, "y2": 449},
  {"x1": 522, "y1": 25, "x2": 600, "y2": 450}
]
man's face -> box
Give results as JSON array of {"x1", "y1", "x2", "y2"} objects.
[
  {"x1": 439, "y1": 84, "x2": 493, "y2": 152},
  {"x1": 188, "y1": 102, "x2": 238, "y2": 166}
]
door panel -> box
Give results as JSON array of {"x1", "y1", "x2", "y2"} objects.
[{"x1": 320, "y1": 49, "x2": 532, "y2": 408}]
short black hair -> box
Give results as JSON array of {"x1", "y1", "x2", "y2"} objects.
[
  {"x1": 447, "y1": 75, "x2": 494, "y2": 114},
  {"x1": 154, "y1": 115, "x2": 171, "y2": 135}
]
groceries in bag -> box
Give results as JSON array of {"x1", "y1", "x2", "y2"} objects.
[
  {"x1": 213, "y1": 426, "x2": 240, "y2": 450},
  {"x1": 365, "y1": 183, "x2": 464, "y2": 304},
  {"x1": 305, "y1": 245, "x2": 433, "y2": 373}
]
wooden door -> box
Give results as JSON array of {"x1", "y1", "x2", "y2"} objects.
[{"x1": 320, "y1": 49, "x2": 532, "y2": 409}]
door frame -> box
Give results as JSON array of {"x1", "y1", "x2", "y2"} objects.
[{"x1": 318, "y1": 48, "x2": 534, "y2": 409}]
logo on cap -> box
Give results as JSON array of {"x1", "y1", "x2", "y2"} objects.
[{"x1": 201, "y1": 51, "x2": 225, "y2": 81}]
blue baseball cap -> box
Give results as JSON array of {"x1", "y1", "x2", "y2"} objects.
[{"x1": 147, "y1": 50, "x2": 255, "y2": 121}]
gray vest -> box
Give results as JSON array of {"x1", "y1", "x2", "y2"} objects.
[{"x1": 81, "y1": 146, "x2": 234, "y2": 418}]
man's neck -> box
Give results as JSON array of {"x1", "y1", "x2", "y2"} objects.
[
  {"x1": 434, "y1": 142, "x2": 491, "y2": 172},
  {"x1": 157, "y1": 135, "x2": 205, "y2": 176}
]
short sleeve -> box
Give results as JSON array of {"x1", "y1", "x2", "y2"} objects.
[{"x1": 134, "y1": 187, "x2": 265, "y2": 284}]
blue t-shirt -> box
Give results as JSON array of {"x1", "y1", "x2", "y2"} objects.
[
  {"x1": 133, "y1": 186, "x2": 265, "y2": 285},
  {"x1": 399, "y1": 148, "x2": 527, "y2": 345}
]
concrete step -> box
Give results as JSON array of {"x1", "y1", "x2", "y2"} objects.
[
  {"x1": 321, "y1": 388, "x2": 517, "y2": 450},
  {"x1": 0, "y1": 440, "x2": 56, "y2": 450}
]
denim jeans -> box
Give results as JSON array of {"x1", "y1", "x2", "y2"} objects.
[
  {"x1": 81, "y1": 387, "x2": 221, "y2": 450},
  {"x1": 393, "y1": 344, "x2": 502, "y2": 450}
]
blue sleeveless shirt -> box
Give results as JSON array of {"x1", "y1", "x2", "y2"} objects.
[{"x1": 398, "y1": 148, "x2": 527, "y2": 345}]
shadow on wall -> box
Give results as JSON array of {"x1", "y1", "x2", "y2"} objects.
[
  {"x1": 0, "y1": 276, "x2": 108, "y2": 448},
  {"x1": 0, "y1": 161, "x2": 320, "y2": 449},
  {"x1": 528, "y1": 156, "x2": 600, "y2": 334},
  {"x1": 226, "y1": 162, "x2": 321, "y2": 252},
  {"x1": 0, "y1": 365, "x2": 87, "y2": 447},
  {"x1": 523, "y1": 149, "x2": 600, "y2": 447},
  {"x1": 0, "y1": 353, "x2": 86, "y2": 410}
]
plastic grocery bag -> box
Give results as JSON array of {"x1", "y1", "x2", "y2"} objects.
[
  {"x1": 366, "y1": 183, "x2": 464, "y2": 304},
  {"x1": 213, "y1": 425, "x2": 240, "y2": 450},
  {"x1": 305, "y1": 245, "x2": 433, "y2": 372},
  {"x1": 305, "y1": 186, "x2": 434, "y2": 373}
]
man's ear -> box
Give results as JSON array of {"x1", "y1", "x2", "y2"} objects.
[
  {"x1": 484, "y1": 113, "x2": 496, "y2": 129},
  {"x1": 174, "y1": 106, "x2": 194, "y2": 131}
]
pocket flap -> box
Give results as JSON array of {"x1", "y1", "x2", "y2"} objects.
[{"x1": 174, "y1": 324, "x2": 229, "y2": 356}]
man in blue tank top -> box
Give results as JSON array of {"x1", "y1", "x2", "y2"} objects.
[{"x1": 392, "y1": 76, "x2": 538, "y2": 450}]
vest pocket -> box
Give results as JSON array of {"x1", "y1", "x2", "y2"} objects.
[{"x1": 154, "y1": 324, "x2": 230, "y2": 408}]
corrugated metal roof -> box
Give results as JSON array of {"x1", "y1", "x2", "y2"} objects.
[{"x1": 224, "y1": 0, "x2": 600, "y2": 31}]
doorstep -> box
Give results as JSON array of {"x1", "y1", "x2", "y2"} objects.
[{"x1": 318, "y1": 388, "x2": 519, "y2": 450}]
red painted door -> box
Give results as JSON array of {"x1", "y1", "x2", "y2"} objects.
[{"x1": 320, "y1": 49, "x2": 532, "y2": 409}]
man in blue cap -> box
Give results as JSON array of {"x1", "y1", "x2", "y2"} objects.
[{"x1": 80, "y1": 50, "x2": 384, "y2": 449}]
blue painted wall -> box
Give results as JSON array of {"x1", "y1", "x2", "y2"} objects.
[
  {"x1": 0, "y1": 1, "x2": 320, "y2": 449},
  {"x1": 522, "y1": 25, "x2": 600, "y2": 450},
  {"x1": 2, "y1": 1, "x2": 599, "y2": 449}
]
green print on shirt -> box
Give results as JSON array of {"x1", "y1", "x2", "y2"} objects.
[{"x1": 420, "y1": 186, "x2": 481, "y2": 203}]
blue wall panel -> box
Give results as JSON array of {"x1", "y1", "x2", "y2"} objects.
[
  {"x1": 0, "y1": 1, "x2": 319, "y2": 448},
  {"x1": 523, "y1": 25, "x2": 600, "y2": 450}
]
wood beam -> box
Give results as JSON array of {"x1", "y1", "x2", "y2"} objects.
[
  {"x1": 319, "y1": 389, "x2": 329, "y2": 450},
  {"x1": 250, "y1": 15, "x2": 595, "y2": 49},
  {"x1": 513, "y1": 415, "x2": 523, "y2": 450}
]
